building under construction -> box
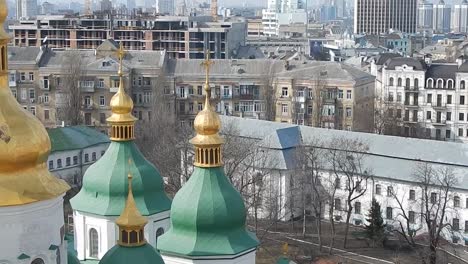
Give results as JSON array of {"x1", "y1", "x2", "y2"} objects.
[{"x1": 10, "y1": 14, "x2": 246, "y2": 59}]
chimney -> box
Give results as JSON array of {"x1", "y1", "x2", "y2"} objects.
[{"x1": 457, "y1": 55, "x2": 465, "y2": 67}]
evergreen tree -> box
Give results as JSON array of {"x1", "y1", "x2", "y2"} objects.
[{"x1": 365, "y1": 199, "x2": 386, "y2": 247}]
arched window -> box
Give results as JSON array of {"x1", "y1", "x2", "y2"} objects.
[
  {"x1": 437, "y1": 79, "x2": 443, "y2": 88},
  {"x1": 447, "y1": 79, "x2": 454, "y2": 89},
  {"x1": 405, "y1": 78, "x2": 411, "y2": 88},
  {"x1": 89, "y1": 228, "x2": 99, "y2": 258},
  {"x1": 414, "y1": 78, "x2": 419, "y2": 89},
  {"x1": 31, "y1": 259, "x2": 45, "y2": 264},
  {"x1": 389, "y1": 77, "x2": 394, "y2": 86},
  {"x1": 397, "y1": 78, "x2": 402, "y2": 86},
  {"x1": 155, "y1": 228, "x2": 165, "y2": 247},
  {"x1": 427, "y1": 78, "x2": 433, "y2": 88},
  {"x1": 461, "y1": 80, "x2": 466, "y2": 90}
]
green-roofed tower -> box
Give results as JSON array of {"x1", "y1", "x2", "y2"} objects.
[
  {"x1": 99, "y1": 174, "x2": 165, "y2": 264},
  {"x1": 70, "y1": 43, "x2": 171, "y2": 261},
  {"x1": 157, "y1": 52, "x2": 259, "y2": 264}
]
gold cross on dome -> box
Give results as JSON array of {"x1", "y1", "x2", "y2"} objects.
[
  {"x1": 201, "y1": 50, "x2": 214, "y2": 86},
  {"x1": 117, "y1": 42, "x2": 125, "y2": 76}
]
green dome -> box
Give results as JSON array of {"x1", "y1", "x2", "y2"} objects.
[
  {"x1": 99, "y1": 243, "x2": 165, "y2": 264},
  {"x1": 157, "y1": 167, "x2": 258, "y2": 257},
  {"x1": 71, "y1": 141, "x2": 171, "y2": 216},
  {"x1": 67, "y1": 252, "x2": 81, "y2": 264}
]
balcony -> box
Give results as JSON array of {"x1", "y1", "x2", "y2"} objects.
[
  {"x1": 82, "y1": 104, "x2": 94, "y2": 110},
  {"x1": 431, "y1": 119, "x2": 447, "y2": 126},
  {"x1": 404, "y1": 86, "x2": 419, "y2": 92},
  {"x1": 110, "y1": 87, "x2": 119, "y2": 93},
  {"x1": 295, "y1": 96, "x2": 306, "y2": 103},
  {"x1": 404, "y1": 102, "x2": 419, "y2": 108},
  {"x1": 432, "y1": 103, "x2": 447, "y2": 110},
  {"x1": 80, "y1": 86, "x2": 95, "y2": 93},
  {"x1": 324, "y1": 98, "x2": 337, "y2": 105}
]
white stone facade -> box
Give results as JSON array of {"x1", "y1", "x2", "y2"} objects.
[
  {"x1": 48, "y1": 143, "x2": 109, "y2": 187},
  {"x1": 380, "y1": 58, "x2": 468, "y2": 142},
  {"x1": 0, "y1": 196, "x2": 67, "y2": 264},
  {"x1": 162, "y1": 249, "x2": 256, "y2": 264},
  {"x1": 73, "y1": 210, "x2": 170, "y2": 260}
]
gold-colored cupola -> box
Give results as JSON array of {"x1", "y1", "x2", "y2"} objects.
[
  {"x1": 107, "y1": 43, "x2": 137, "y2": 141},
  {"x1": 190, "y1": 51, "x2": 224, "y2": 168},
  {"x1": 116, "y1": 170, "x2": 148, "y2": 247},
  {"x1": 0, "y1": 0, "x2": 69, "y2": 206}
]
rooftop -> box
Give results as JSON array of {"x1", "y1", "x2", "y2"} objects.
[
  {"x1": 47, "y1": 126, "x2": 110, "y2": 152},
  {"x1": 220, "y1": 116, "x2": 468, "y2": 190}
]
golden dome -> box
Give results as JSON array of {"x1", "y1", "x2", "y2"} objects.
[
  {"x1": 116, "y1": 173, "x2": 148, "y2": 247},
  {"x1": 0, "y1": 0, "x2": 69, "y2": 206},
  {"x1": 190, "y1": 52, "x2": 224, "y2": 167},
  {"x1": 109, "y1": 84, "x2": 134, "y2": 116},
  {"x1": 194, "y1": 104, "x2": 221, "y2": 136},
  {"x1": 106, "y1": 43, "x2": 137, "y2": 142}
]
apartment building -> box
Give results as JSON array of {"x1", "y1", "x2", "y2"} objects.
[
  {"x1": 8, "y1": 42, "x2": 375, "y2": 133},
  {"x1": 168, "y1": 59, "x2": 375, "y2": 132},
  {"x1": 8, "y1": 40, "x2": 166, "y2": 131},
  {"x1": 376, "y1": 54, "x2": 468, "y2": 143},
  {"x1": 9, "y1": 14, "x2": 247, "y2": 59}
]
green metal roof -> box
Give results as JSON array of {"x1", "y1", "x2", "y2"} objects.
[
  {"x1": 70, "y1": 141, "x2": 172, "y2": 216},
  {"x1": 277, "y1": 256, "x2": 295, "y2": 264},
  {"x1": 47, "y1": 126, "x2": 110, "y2": 153},
  {"x1": 99, "y1": 244, "x2": 164, "y2": 264},
  {"x1": 157, "y1": 167, "x2": 258, "y2": 257},
  {"x1": 17, "y1": 253, "x2": 30, "y2": 260}
]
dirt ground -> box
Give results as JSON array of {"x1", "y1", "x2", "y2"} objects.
[{"x1": 253, "y1": 219, "x2": 467, "y2": 264}]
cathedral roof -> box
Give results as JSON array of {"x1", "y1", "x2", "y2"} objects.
[
  {"x1": 70, "y1": 141, "x2": 171, "y2": 216},
  {"x1": 99, "y1": 244, "x2": 165, "y2": 264}
]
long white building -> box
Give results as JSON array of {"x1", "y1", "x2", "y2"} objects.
[{"x1": 221, "y1": 115, "x2": 468, "y2": 246}]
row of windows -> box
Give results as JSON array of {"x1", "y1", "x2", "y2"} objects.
[
  {"x1": 389, "y1": 77, "x2": 468, "y2": 90},
  {"x1": 48, "y1": 151, "x2": 105, "y2": 169},
  {"x1": 83, "y1": 95, "x2": 106, "y2": 107},
  {"x1": 88, "y1": 227, "x2": 165, "y2": 259}
]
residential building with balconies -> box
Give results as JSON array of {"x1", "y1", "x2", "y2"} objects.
[
  {"x1": 9, "y1": 14, "x2": 247, "y2": 60},
  {"x1": 378, "y1": 55, "x2": 468, "y2": 143}
]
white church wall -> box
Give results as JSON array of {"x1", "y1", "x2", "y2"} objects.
[{"x1": 0, "y1": 196, "x2": 65, "y2": 264}]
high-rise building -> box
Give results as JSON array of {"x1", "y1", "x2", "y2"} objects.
[
  {"x1": 354, "y1": 0, "x2": 417, "y2": 34},
  {"x1": 333, "y1": 0, "x2": 346, "y2": 18},
  {"x1": 262, "y1": 0, "x2": 307, "y2": 36},
  {"x1": 156, "y1": 0, "x2": 174, "y2": 14},
  {"x1": 433, "y1": 0, "x2": 451, "y2": 33},
  {"x1": 16, "y1": 0, "x2": 37, "y2": 19},
  {"x1": 418, "y1": 0, "x2": 433, "y2": 30},
  {"x1": 100, "y1": 0, "x2": 112, "y2": 12},
  {"x1": 453, "y1": 0, "x2": 468, "y2": 33}
]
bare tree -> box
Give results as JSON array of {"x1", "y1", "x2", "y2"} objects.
[
  {"x1": 327, "y1": 137, "x2": 371, "y2": 248},
  {"x1": 58, "y1": 51, "x2": 84, "y2": 125},
  {"x1": 312, "y1": 74, "x2": 328, "y2": 128},
  {"x1": 388, "y1": 163, "x2": 459, "y2": 264},
  {"x1": 262, "y1": 62, "x2": 277, "y2": 121},
  {"x1": 295, "y1": 140, "x2": 328, "y2": 251}
]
